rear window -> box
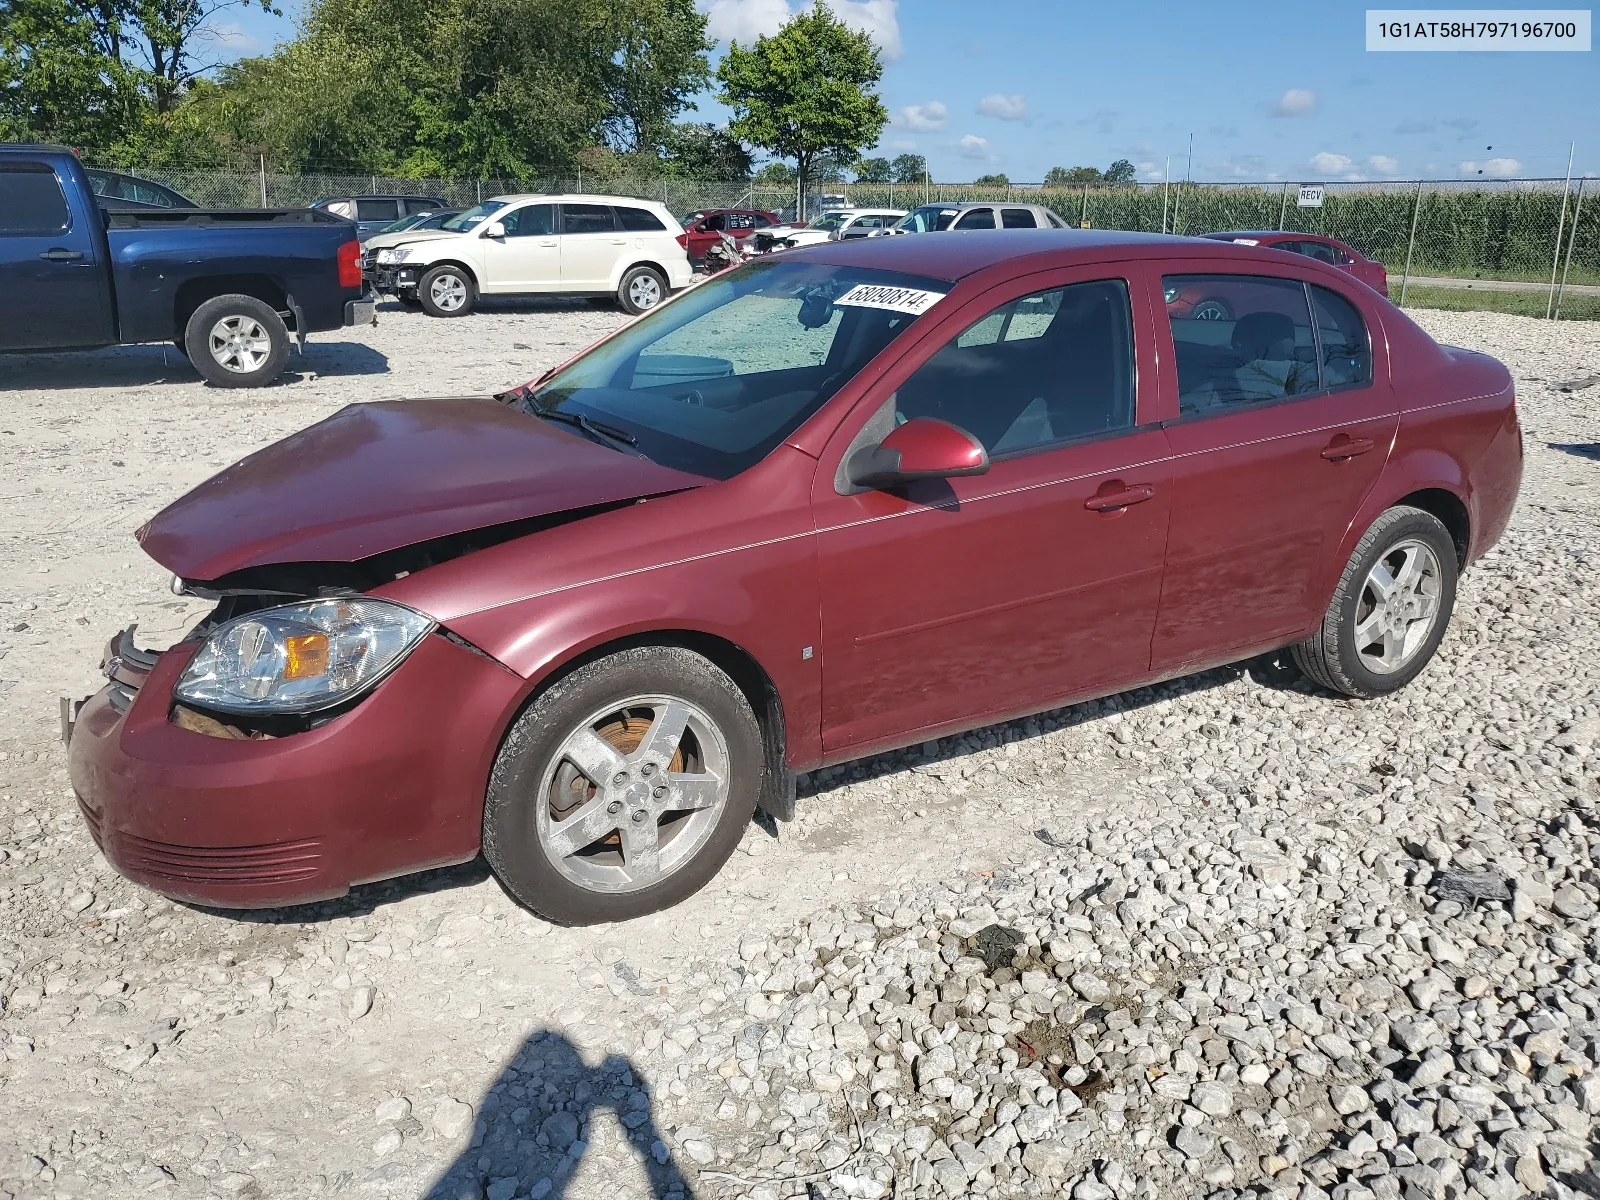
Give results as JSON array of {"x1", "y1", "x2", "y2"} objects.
[
  {"x1": 616, "y1": 206, "x2": 667, "y2": 232},
  {"x1": 356, "y1": 198, "x2": 400, "y2": 221},
  {"x1": 404, "y1": 198, "x2": 442, "y2": 215},
  {"x1": 1311, "y1": 285, "x2": 1372, "y2": 389},
  {"x1": 0, "y1": 164, "x2": 70, "y2": 235},
  {"x1": 1163, "y1": 274, "x2": 1319, "y2": 414},
  {"x1": 1000, "y1": 208, "x2": 1037, "y2": 229},
  {"x1": 562, "y1": 204, "x2": 617, "y2": 234}
]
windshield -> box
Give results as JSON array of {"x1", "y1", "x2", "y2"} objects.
[
  {"x1": 895, "y1": 206, "x2": 960, "y2": 233},
  {"x1": 377, "y1": 213, "x2": 425, "y2": 234},
  {"x1": 807, "y1": 211, "x2": 851, "y2": 231},
  {"x1": 441, "y1": 201, "x2": 506, "y2": 232},
  {"x1": 529, "y1": 260, "x2": 952, "y2": 479}
]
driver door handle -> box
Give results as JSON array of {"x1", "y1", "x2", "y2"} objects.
[
  {"x1": 1084, "y1": 484, "x2": 1155, "y2": 512},
  {"x1": 538, "y1": 240, "x2": 557, "y2": 247},
  {"x1": 40, "y1": 248, "x2": 84, "y2": 261}
]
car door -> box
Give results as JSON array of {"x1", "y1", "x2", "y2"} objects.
[
  {"x1": 0, "y1": 159, "x2": 114, "y2": 350},
  {"x1": 478, "y1": 203, "x2": 557, "y2": 292},
  {"x1": 559, "y1": 203, "x2": 625, "y2": 290},
  {"x1": 1150, "y1": 268, "x2": 1398, "y2": 674},
  {"x1": 685, "y1": 212, "x2": 723, "y2": 260},
  {"x1": 812, "y1": 269, "x2": 1172, "y2": 753},
  {"x1": 1001, "y1": 208, "x2": 1039, "y2": 229}
]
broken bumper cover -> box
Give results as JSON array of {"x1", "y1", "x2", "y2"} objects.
[
  {"x1": 66, "y1": 631, "x2": 524, "y2": 909},
  {"x1": 372, "y1": 265, "x2": 421, "y2": 295}
]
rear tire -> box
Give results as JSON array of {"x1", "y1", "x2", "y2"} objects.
[
  {"x1": 1291, "y1": 505, "x2": 1458, "y2": 698},
  {"x1": 183, "y1": 294, "x2": 290, "y2": 388},
  {"x1": 617, "y1": 265, "x2": 668, "y2": 315},
  {"x1": 418, "y1": 265, "x2": 475, "y2": 317},
  {"x1": 484, "y1": 647, "x2": 762, "y2": 925}
]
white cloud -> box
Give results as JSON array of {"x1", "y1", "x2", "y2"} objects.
[
  {"x1": 897, "y1": 101, "x2": 948, "y2": 132},
  {"x1": 977, "y1": 93, "x2": 1027, "y2": 120},
  {"x1": 1137, "y1": 160, "x2": 1163, "y2": 182},
  {"x1": 1459, "y1": 157, "x2": 1523, "y2": 178},
  {"x1": 700, "y1": 0, "x2": 901, "y2": 57},
  {"x1": 1310, "y1": 151, "x2": 1353, "y2": 175},
  {"x1": 1368, "y1": 154, "x2": 1400, "y2": 175},
  {"x1": 1273, "y1": 88, "x2": 1317, "y2": 118},
  {"x1": 954, "y1": 134, "x2": 994, "y2": 162},
  {"x1": 198, "y1": 20, "x2": 259, "y2": 51}
]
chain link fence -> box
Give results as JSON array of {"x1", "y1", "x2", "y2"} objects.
[{"x1": 90, "y1": 161, "x2": 1598, "y2": 316}]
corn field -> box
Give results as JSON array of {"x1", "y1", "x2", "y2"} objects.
[{"x1": 89, "y1": 162, "x2": 1599, "y2": 300}]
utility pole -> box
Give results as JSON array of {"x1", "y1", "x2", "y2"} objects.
[
  {"x1": 1161, "y1": 156, "x2": 1171, "y2": 233},
  {"x1": 1546, "y1": 140, "x2": 1576, "y2": 319}
]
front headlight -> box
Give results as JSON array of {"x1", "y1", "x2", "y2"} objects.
[
  {"x1": 377, "y1": 248, "x2": 411, "y2": 265},
  {"x1": 174, "y1": 598, "x2": 434, "y2": 715}
]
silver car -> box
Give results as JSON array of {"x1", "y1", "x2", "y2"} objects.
[{"x1": 880, "y1": 201, "x2": 1069, "y2": 233}]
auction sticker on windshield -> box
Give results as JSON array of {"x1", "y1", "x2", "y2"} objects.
[{"x1": 834, "y1": 284, "x2": 946, "y2": 315}]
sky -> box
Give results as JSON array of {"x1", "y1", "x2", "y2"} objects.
[{"x1": 216, "y1": 0, "x2": 1598, "y2": 182}]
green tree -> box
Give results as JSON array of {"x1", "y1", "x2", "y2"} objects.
[
  {"x1": 1104, "y1": 158, "x2": 1136, "y2": 184},
  {"x1": 599, "y1": 0, "x2": 711, "y2": 152},
  {"x1": 973, "y1": 172, "x2": 1008, "y2": 186},
  {"x1": 662, "y1": 122, "x2": 752, "y2": 178},
  {"x1": 889, "y1": 152, "x2": 926, "y2": 184},
  {"x1": 853, "y1": 155, "x2": 890, "y2": 182},
  {"x1": 715, "y1": 2, "x2": 887, "y2": 218},
  {"x1": 1, "y1": 0, "x2": 145, "y2": 144},
  {"x1": 1045, "y1": 165, "x2": 1102, "y2": 185}
]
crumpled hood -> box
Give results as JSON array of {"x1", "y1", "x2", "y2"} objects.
[{"x1": 138, "y1": 398, "x2": 710, "y2": 581}]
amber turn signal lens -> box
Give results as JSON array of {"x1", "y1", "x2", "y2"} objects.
[{"x1": 283, "y1": 633, "x2": 330, "y2": 680}]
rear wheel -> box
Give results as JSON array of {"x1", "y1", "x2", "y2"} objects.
[
  {"x1": 1190, "y1": 298, "x2": 1231, "y2": 321},
  {"x1": 484, "y1": 647, "x2": 762, "y2": 925},
  {"x1": 1291, "y1": 505, "x2": 1458, "y2": 698},
  {"x1": 183, "y1": 294, "x2": 290, "y2": 388},
  {"x1": 418, "y1": 265, "x2": 475, "y2": 317},
  {"x1": 618, "y1": 265, "x2": 668, "y2": 315}
]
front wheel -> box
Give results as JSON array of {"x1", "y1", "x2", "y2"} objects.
[
  {"x1": 418, "y1": 265, "x2": 475, "y2": 317},
  {"x1": 1291, "y1": 505, "x2": 1458, "y2": 698},
  {"x1": 618, "y1": 265, "x2": 668, "y2": 315},
  {"x1": 183, "y1": 294, "x2": 290, "y2": 388},
  {"x1": 483, "y1": 647, "x2": 762, "y2": 925}
]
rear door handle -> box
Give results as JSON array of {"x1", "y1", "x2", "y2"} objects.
[
  {"x1": 1321, "y1": 436, "x2": 1376, "y2": 461},
  {"x1": 610, "y1": 238, "x2": 628, "y2": 245},
  {"x1": 1085, "y1": 484, "x2": 1155, "y2": 512},
  {"x1": 40, "y1": 248, "x2": 84, "y2": 262},
  {"x1": 539, "y1": 240, "x2": 557, "y2": 247}
]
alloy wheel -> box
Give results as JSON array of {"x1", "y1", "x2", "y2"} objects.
[
  {"x1": 430, "y1": 273, "x2": 467, "y2": 312},
  {"x1": 535, "y1": 695, "x2": 730, "y2": 893},
  {"x1": 207, "y1": 316, "x2": 272, "y2": 373},
  {"x1": 1355, "y1": 538, "x2": 1443, "y2": 674},
  {"x1": 628, "y1": 274, "x2": 663, "y2": 310}
]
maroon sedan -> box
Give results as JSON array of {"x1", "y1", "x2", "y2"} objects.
[
  {"x1": 678, "y1": 208, "x2": 780, "y2": 266},
  {"x1": 65, "y1": 231, "x2": 1522, "y2": 924},
  {"x1": 1201, "y1": 231, "x2": 1389, "y2": 296}
]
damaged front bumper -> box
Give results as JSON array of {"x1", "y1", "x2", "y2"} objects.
[
  {"x1": 371, "y1": 264, "x2": 422, "y2": 295},
  {"x1": 65, "y1": 624, "x2": 524, "y2": 909}
]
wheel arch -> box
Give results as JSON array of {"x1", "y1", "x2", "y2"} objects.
[
  {"x1": 175, "y1": 275, "x2": 289, "y2": 334},
  {"x1": 613, "y1": 259, "x2": 670, "y2": 289},
  {"x1": 492, "y1": 627, "x2": 796, "y2": 821},
  {"x1": 1392, "y1": 487, "x2": 1470, "y2": 567},
  {"x1": 420, "y1": 258, "x2": 480, "y2": 285}
]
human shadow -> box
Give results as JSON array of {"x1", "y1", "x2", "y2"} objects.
[{"x1": 423, "y1": 1030, "x2": 696, "y2": 1200}]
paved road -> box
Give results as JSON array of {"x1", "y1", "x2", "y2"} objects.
[{"x1": 1405, "y1": 273, "x2": 1600, "y2": 297}]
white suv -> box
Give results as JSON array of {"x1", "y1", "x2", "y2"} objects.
[{"x1": 368, "y1": 194, "x2": 694, "y2": 317}]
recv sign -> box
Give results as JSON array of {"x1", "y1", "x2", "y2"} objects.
[{"x1": 1298, "y1": 185, "x2": 1326, "y2": 208}]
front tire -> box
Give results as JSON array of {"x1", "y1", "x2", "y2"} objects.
[
  {"x1": 618, "y1": 265, "x2": 668, "y2": 315},
  {"x1": 1291, "y1": 505, "x2": 1458, "y2": 698},
  {"x1": 418, "y1": 265, "x2": 475, "y2": 317},
  {"x1": 183, "y1": 294, "x2": 290, "y2": 388},
  {"x1": 484, "y1": 647, "x2": 762, "y2": 925}
]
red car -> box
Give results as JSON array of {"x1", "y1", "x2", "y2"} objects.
[
  {"x1": 1202, "y1": 231, "x2": 1389, "y2": 296},
  {"x1": 679, "y1": 209, "x2": 780, "y2": 266},
  {"x1": 65, "y1": 231, "x2": 1522, "y2": 924}
]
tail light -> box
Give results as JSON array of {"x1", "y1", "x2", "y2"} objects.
[
  {"x1": 337, "y1": 240, "x2": 362, "y2": 289},
  {"x1": 675, "y1": 233, "x2": 688, "y2": 248}
]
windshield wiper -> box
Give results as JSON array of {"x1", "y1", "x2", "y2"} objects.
[{"x1": 531, "y1": 406, "x2": 638, "y2": 450}]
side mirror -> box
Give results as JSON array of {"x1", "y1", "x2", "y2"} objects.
[
  {"x1": 483, "y1": 221, "x2": 506, "y2": 238},
  {"x1": 848, "y1": 417, "x2": 989, "y2": 489}
]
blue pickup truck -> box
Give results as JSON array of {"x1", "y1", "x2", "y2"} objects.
[{"x1": 1, "y1": 145, "x2": 374, "y2": 387}]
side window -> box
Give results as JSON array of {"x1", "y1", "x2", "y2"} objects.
[
  {"x1": 404, "y1": 199, "x2": 440, "y2": 215},
  {"x1": 561, "y1": 204, "x2": 617, "y2": 234},
  {"x1": 1045, "y1": 211, "x2": 1068, "y2": 229},
  {"x1": 324, "y1": 200, "x2": 355, "y2": 218},
  {"x1": 501, "y1": 204, "x2": 554, "y2": 237},
  {"x1": 953, "y1": 208, "x2": 995, "y2": 230},
  {"x1": 1001, "y1": 208, "x2": 1037, "y2": 229},
  {"x1": 701, "y1": 213, "x2": 726, "y2": 232},
  {"x1": 1163, "y1": 274, "x2": 1319, "y2": 414},
  {"x1": 617, "y1": 206, "x2": 667, "y2": 232},
  {"x1": 895, "y1": 279, "x2": 1135, "y2": 456},
  {"x1": 0, "y1": 165, "x2": 71, "y2": 235},
  {"x1": 1311, "y1": 286, "x2": 1372, "y2": 390},
  {"x1": 356, "y1": 198, "x2": 400, "y2": 222}
]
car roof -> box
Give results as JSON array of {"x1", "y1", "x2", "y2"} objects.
[
  {"x1": 489, "y1": 193, "x2": 672, "y2": 207},
  {"x1": 1204, "y1": 230, "x2": 1342, "y2": 242},
  {"x1": 913, "y1": 200, "x2": 1050, "y2": 211},
  {"x1": 784, "y1": 228, "x2": 1315, "y2": 283}
]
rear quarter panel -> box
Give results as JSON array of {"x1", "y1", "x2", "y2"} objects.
[{"x1": 109, "y1": 221, "x2": 359, "y2": 342}]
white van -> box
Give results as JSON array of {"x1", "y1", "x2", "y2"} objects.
[{"x1": 368, "y1": 194, "x2": 694, "y2": 317}]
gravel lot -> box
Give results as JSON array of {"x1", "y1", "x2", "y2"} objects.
[{"x1": 0, "y1": 303, "x2": 1597, "y2": 1200}]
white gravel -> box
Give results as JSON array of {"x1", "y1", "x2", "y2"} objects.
[{"x1": 0, "y1": 305, "x2": 1597, "y2": 1200}]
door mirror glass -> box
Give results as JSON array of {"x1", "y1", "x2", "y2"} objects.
[
  {"x1": 848, "y1": 417, "x2": 990, "y2": 489},
  {"x1": 483, "y1": 220, "x2": 507, "y2": 238}
]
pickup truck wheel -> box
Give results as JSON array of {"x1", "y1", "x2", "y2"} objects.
[
  {"x1": 618, "y1": 266, "x2": 667, "y2": 315},
  {"x1": 418, "y1": 265, "x2": 475, "y2": 317},
  {"x1": 183, "y1": 295, "x2": 290, "y2": 388},
  {"x1": 483, "y1": 646, "x2": 762, "y2": 925}
]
